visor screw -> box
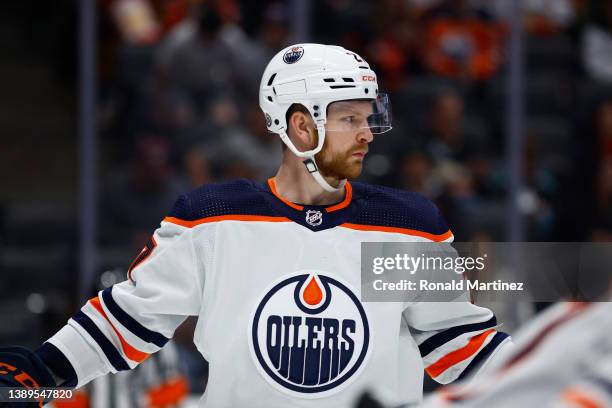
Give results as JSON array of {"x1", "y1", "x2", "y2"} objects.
[
  {"x1": 313, "y1": 105, "x2": 319, "y2": 111},
  {"x1": 314, "y1": 112, "x2": 319, "y2": 117},
  {"x1": 274, "y1": 119, "x2": 279, "y2": 125}
]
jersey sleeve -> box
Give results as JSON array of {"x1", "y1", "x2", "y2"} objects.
[
  {"x1": 403, "y1": 301, "x2": 511, "y2": 384},
  {"x1": 396, "y1": 195, "x2": 509, "y2": 383},
  {"x1": 40, "y1": 195, "x2": 203, "y2": 388}
]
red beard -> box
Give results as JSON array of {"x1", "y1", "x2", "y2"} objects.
[{"x1": 315, "y1": 145, "x2": 365, "y2": 180}]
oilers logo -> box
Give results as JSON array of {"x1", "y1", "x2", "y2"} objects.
[
  {"x1": 283, "y1": 46, "x2": 304, "y2": 64},
  {"x1": 249, "y1": 271, "x2": 370, "y2": 398}
]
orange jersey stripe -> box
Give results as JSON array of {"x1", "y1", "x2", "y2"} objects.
[
  {"x1": 268, "y1": 178, "x2": 304, "y2": 211},
  {"x1": 325, "y1": 181, "x2": 353, "y2": 212},
  {"x1": 562, "y1": 388, "x2": 604, "y2": 408},
  {"x1": 89, "y1": 297, "x2": 150, "y2": 363},
  {"x1": 340, "y1": 223, "x2": 453, "y2": 241},
  {"x1": 128, "y1": 235, "x2": 157, "y2": 281},
  {"x1": 426, "y1": 329, "x2": 495, "y2": 378},
  {"x1": 163, "y1": 214, "x2": 292, "y2": 228}
]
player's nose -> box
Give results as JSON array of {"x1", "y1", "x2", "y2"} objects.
[{"x1": 357, "y1": 127, "x2": 374, "y2": 144}]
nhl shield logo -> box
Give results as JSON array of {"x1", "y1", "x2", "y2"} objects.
[
  {"x1": 283, "y1": 46, "x2": 304, "y2": 64},
  {"x1": 305, "y1": 210, "x2": 323, "y2": 227},
  {"x1": 249, "y1": 271, "x2": 370, "y2": 398}
]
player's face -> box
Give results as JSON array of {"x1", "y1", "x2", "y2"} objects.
[{"x1": 315, "y1": 100, "x2": 374, "y2": 180}]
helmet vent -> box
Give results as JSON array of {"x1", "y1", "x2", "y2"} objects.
[
  {"x1": 329, "y1": 85, "x2": 356, "y2": 89},
  {"x1": 323, "y1": 78, "x2": 335, "y2": 82},
  {"x1": 342, "y1": 77, "x2": 354, "y2": 82},
  {"x1": 267, "y1": 73, "x2": 277, "y2": 86},
  {"x1": 358, "y1": 66, "x2": 369, "y2": 69}
]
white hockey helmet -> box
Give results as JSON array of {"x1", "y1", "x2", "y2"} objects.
[{"x1": 259, "y1": 43, "x2": 392, "y2": 192}]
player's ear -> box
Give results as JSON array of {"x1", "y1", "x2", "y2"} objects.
[{"x1": 288, "y1": 110, "x2": 317, "y2": 150}]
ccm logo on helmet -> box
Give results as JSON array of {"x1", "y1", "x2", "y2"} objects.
[
  {"x1": 362, "y1": 75, "x2": 376, "y2": 82},
  {"x1": 249, "y1": 272, "x2": 370, "y2": 397}
]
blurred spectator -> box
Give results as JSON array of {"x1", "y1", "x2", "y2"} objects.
[
  {"x1": 100, "y1": 136, "x2": 186, "y2": 251},
  {"x1": 435, "y1": 161, "x2": 475, "y2": 202},
  {"x1": 399, "y1": 88, "x2": 499, "y2": 239},
  {"x1": 156, "y1": 3, "x2": 238, "y2": 122},
  {"x1": 421, "y1": 90, "x2": 489, "y2": 163},
  {"x1": 312, "y1": 0, "x2": 375, "y2": 55},
  {"x1": 420, "y1": 0, "x2": 504, "y2": 82},
  {"x1": 582, "y1": 0, "x2": 612, "y2": 83},
  {"x1": 434, "y1": 161, "x2": 488, "y2": 239},
  {"x1": 364, "y1": 0, "x2": 422, "y2": 90},
  {"x1": 238, "y1": 105, "x2": 283, "y2": 179},
  {"x1": 187, "y1": 105, "x2": 282, "y2": 182},
  {"x1": 521, "y1": 0, "x2": 576, "y2": 35},
  {"x1": 183, "y1": 147, "x2": 213, "y2": 189},
  {"x1": 254, "y1": 2, "x2": 290, "y2": 53},
  {"x1": 522, "y1": 135, "x2": 557, "y2": 239},
  {"x1": 406, "y1": 0, "x2": 442, "y2": 16},
  {"x1": 398, "y1": 152, "x2": 436, "y2": 196},
  {"x1": 220, "y1": 2, "x2": 290, "y2": 95},
  {"x1": 483, "y1": 0, "x2": 577, "y2": 35},
  {"x1": 111, "y1": 0, "x2": 160, "y2": 44}
]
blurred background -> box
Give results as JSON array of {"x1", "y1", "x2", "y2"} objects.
[{"x1": 2, "y1": 0, "x2": 612, "y2": 404}]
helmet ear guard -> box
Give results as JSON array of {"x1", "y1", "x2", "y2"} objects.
[{"x1": 258, "y1": 43, "x2": 391, "y2": 192}]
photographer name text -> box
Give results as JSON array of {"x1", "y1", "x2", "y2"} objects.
[{"x1": 372, "y1": 279, "x2": 524, "y2": 291}]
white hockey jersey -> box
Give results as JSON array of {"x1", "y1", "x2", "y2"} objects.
[
  {"x1": 39, "y1": 178, "x2": 510, "y2": 407},
  {"x1": 420, "y1": 302, "x2": 612, "y2": 408}
]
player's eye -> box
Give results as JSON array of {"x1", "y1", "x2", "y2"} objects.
[{"x1": 341, "y1": 116, "x2": 356, "y2": 123}]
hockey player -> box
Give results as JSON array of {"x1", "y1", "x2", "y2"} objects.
[
  {"x1": 0, "y1": 44, "x2": 511, "y2": 407},
  {"x1": 418, "y1": 301, "x2": 612, "y2": 408}
]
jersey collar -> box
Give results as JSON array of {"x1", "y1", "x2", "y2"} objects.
[
  {"x1": 264, "y1": 177, "x2": 357, "y2": 231},
  {"x1": 267, "y1": 177, "x2": 353, "y2": 213}
]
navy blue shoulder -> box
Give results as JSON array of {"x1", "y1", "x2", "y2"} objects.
[
  {"x1": 167, "y1": 179, "x2": 276, "y2": 221},
  {"x1": 349, "y1": 182, "x2": 451, "y2": 236}
]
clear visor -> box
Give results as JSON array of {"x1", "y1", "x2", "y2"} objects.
[{"x1": 325, "y1": 92, "x2": 392, "y2": 135}]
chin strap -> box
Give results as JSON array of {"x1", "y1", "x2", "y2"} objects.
[
  {"x1": 302, "y1": 158, "x2": 346, "y2": 192},
  {"x1": 279, "y1": 124, "x2": 346, "y2": 193}
]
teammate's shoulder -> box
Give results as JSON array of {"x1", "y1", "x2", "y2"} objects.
[
  {"x1": 167, "y1": 179, "x2": 272, "y2": 221},
  {"x1": 350, "y1": 182, "x2": 451, "y2": 238}
]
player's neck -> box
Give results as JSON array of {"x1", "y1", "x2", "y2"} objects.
[{"x1": 274, "y1": 162, "x2": 346, "y2": 206}]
